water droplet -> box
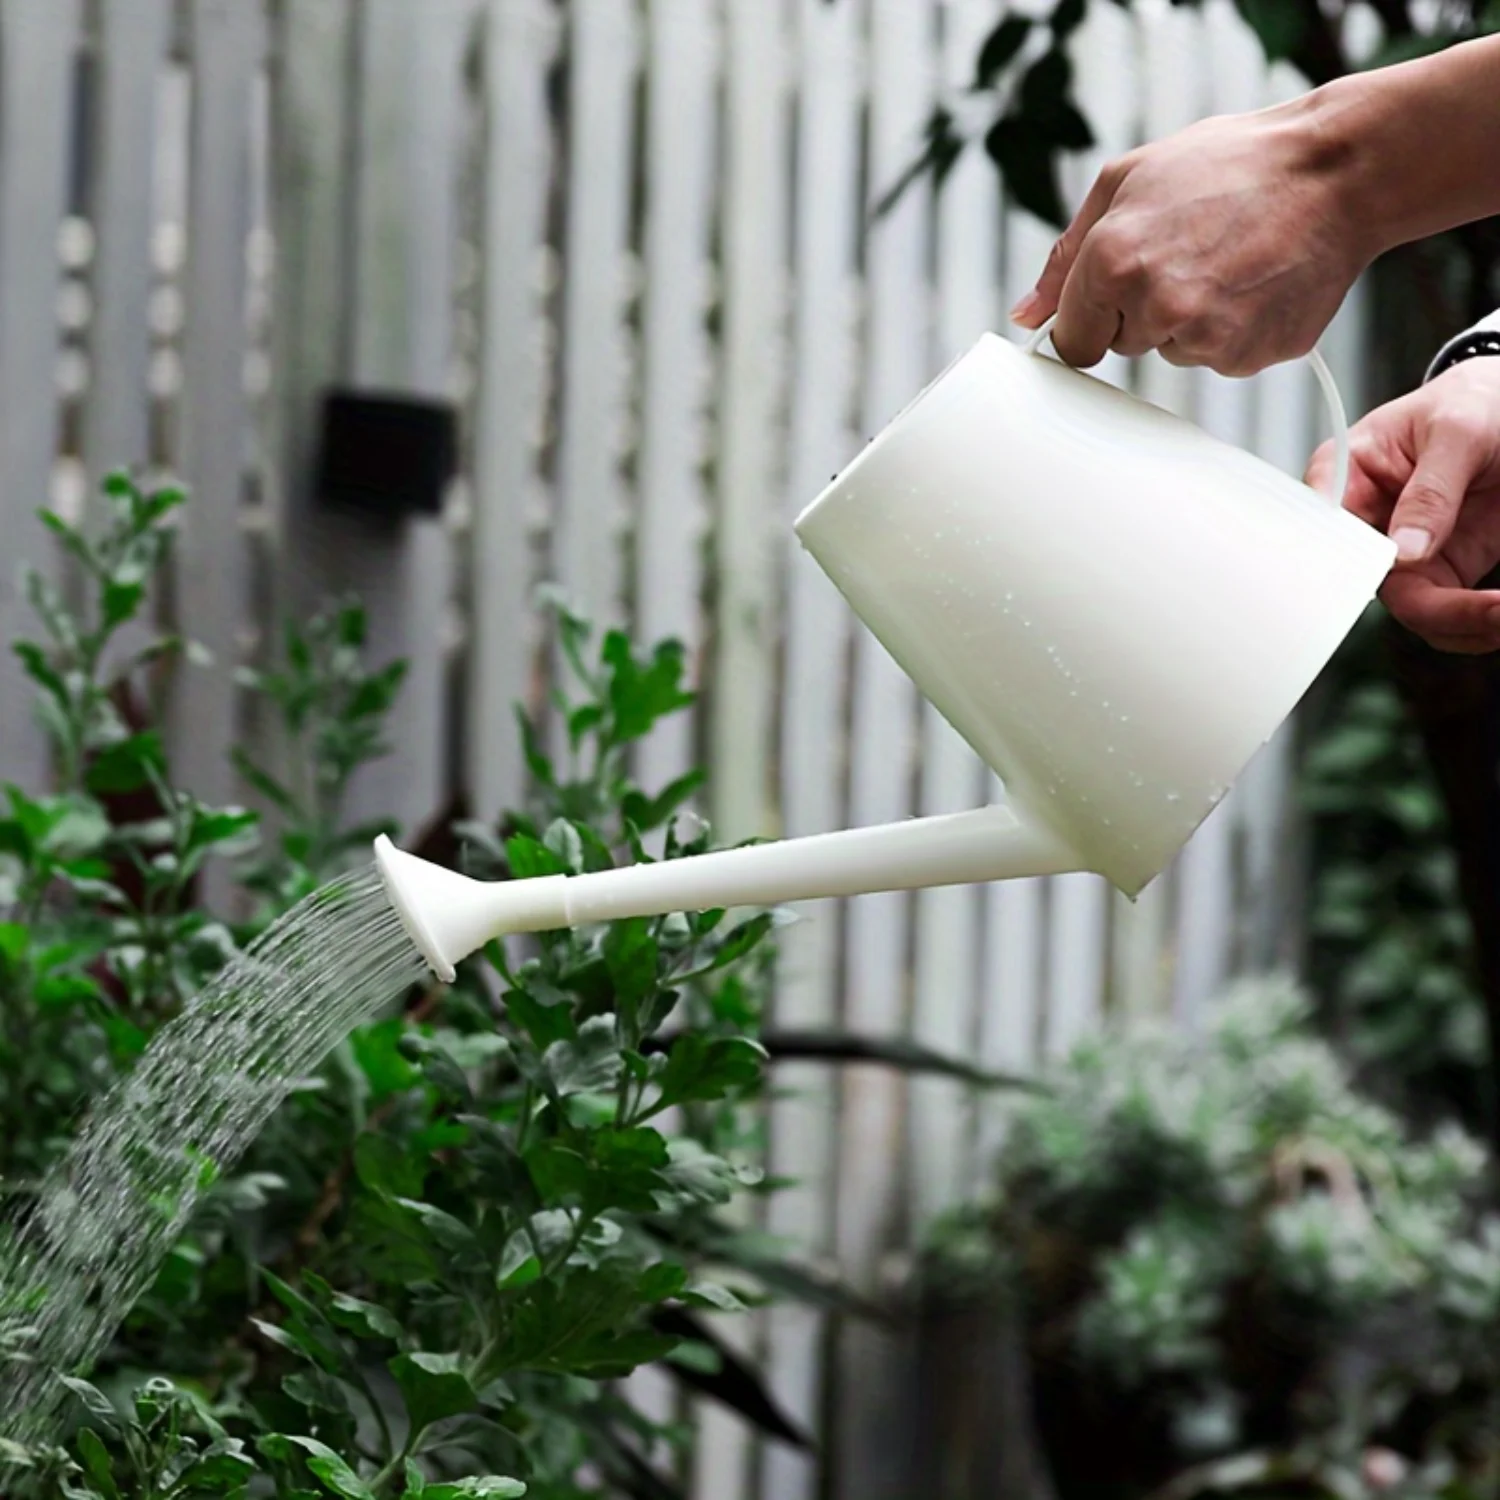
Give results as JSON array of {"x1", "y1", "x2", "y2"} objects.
[{"x1": 1165, "y1": 791, "x2": 1181, "y2": 804}]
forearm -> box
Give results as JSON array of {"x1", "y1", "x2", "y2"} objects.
[{"x1": 1300, "y1": 36, "x2": 1500, "y2": 259}]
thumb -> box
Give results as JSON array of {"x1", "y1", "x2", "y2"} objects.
[
  {"x1": 1387, "y1": 415, "x2": 1491, "y2": 564},
  {"x1": 1011, "y1": 159, "x2": 1127, "y2": 329}
]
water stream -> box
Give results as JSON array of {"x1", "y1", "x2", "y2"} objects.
[{"x1": 0, "y1": 865, "x2": 429, "y2": 1444}]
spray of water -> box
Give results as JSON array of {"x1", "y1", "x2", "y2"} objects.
[{"x1": 0, "y1": 865, "x2": 429, "y2": 1444}]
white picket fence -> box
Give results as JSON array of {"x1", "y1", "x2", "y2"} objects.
[{"x1": 0, "y1": 0, "x2": 1368, "y2": 1494}]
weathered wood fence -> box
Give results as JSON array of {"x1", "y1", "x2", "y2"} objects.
[{"x1": 0, "y1": 0, "x2": 1369, "y2": 1494}]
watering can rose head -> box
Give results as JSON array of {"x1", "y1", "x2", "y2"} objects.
[{"x1": 376, "y1": 329, "x2": 1395, "y2": 978}]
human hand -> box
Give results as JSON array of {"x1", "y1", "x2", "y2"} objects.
[
  {"x1": 1305, "y1": 360, "x2": 1500, "y2": 653},
  {"x1": 1010, "y1": 104, "x2": 1371, "y2": 376}
]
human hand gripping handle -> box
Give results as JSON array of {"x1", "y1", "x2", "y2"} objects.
[
  {"x1": 1011, "y1": 37, "x2": 1500, "y2": 377},
  {"x1": 1024, "y1": 313, "x2": 1351, "y2": 510},
  {"x1": 1305, "y1": 359, "x2": 1500, "y2": 654}
]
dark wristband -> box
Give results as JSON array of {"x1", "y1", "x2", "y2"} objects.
[{"x1": 1428, "y1": 329, "x2": 1500, "y2": 381}]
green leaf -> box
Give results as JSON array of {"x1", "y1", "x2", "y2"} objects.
[
  {"x1": 604, "y1": 918, "x2": 659, "y2": 1011},
  {"x1": 974, "y1": 15, "x2": 1031, "y2": 87},
  {"x1": 622, "y1": 769, "x2": 706, "y2": 833},
  {"x1": 506, "y1": 834, "x2": 565, "y2": 880},
  {"x1": 683, "y1": 1281, "x2": 750, "y2": 1313},
  {"x1": 60, "y1": 1376, "x2": 118, "y2": 1424},
  {"x1": 654, "y1": 1034, "x2": 766, "y2": 1110},
  {"x1": 178, "y1": 1440, "x2": 259, "y2": 1493},
  {"x1": 602, "y1": 633, "x2": 695, "y2": 744},
  {"x1": 41, "y1": 795, "x2": 111, "y2": 859},
  {"x1": 12, "y1": 642, "x2": 69, "y2": 709},
  {"x1": 542, "y1": 818, "x2": 584, "y2": 874},
  {"x1": 423, "y1": 1481, "x2": 526, "y2": 1500},
  {"x1": 1049, "y1": 0, "x2": 1087, "y2": 38},
  {"x1": 391, "y1": 1352, "x2": 477, "y2": 1436},
  {"x1": 231, "y1": 748, "x2": 299, "y2": 818},
  {"x1": 102, "y1": 580, "x2": 144, "y2": 630},
  {"x1": 186, "y1": 807, "x2": 259, "y2": 855},
  {"x1": 503, "y1": 985, "x2": 578, "y2": 1050},
  {"x1": 638, "y1": 1262, "x2": 688, "y2": 1302},
  {"x1": 34, "y1": 974, "x2": 102, "y2": 1009},
  {"x1": 542, "y1": 1015, "x2": 622, "y2": 1096},
  {"x1": 85, "y1": 731, "x2": 166, "y2": 794},
  {"x1": 323, "y1": 1290, "x2": 402, "y2": 1342},
  {"x1": 350, "y1": 1018, "x2": 422, "y2": 1100},
  {"x1": 260, "y1": 1436, "x2": 374, "y2": 1500},
  {"x1": 75, "y1": 1429, "x2": 119, "y2": 1500},
  {"x1": 496, "y1": 1239, "x2": 542, "y2": 1290},
  {"x1": 651, "y1": 1140, "x2": 757, "y2": 1211},
  {"x1": 1016, "y1": 49, "x2": 1094, "y2": 149},
  {"x1": 0, "y1": 923, "x2": 29, "y2": 965},
  {"x1": 696, "y1": 913, "x2": 774, "y2": 977},
  {"x1": 354, "y1": 1134, "x2": 427, "y2": 1199},
  {"x1": 394, "y1": 1198, "x2": 481, "y2": 1256},
  {"x1": 984, "y1": 115, "x2": 1067, "y2": 228},
  {"x1": 516, "y1": 708, "x2": 555, "y2": 788},
  {"x1": 283, "y1": 1371, "x2": 353, "y2": 1415},
  {"x1": 1234, "y1": 0, "x2": 1308, "y2": 62}
]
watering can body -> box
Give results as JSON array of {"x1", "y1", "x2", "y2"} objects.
[
  {"x1": 375, "y1": 331, "x2": 1396, "y2": 981},
  {"x1": 795, "y1": 331, "x2": 1395, "y2": 896}
]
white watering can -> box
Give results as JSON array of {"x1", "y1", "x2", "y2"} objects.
[{"x1": 376, "y1": 319, "x2": 1397, "y2": 983}]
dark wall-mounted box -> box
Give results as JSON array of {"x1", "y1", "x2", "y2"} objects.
[{"x1": 316, "y1": 390, "x2": 460, "y2": 521}]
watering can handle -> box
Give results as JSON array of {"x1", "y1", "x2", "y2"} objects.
[{"x1": 1021, "y1": 315, "x2": 1352, "y2": 509}]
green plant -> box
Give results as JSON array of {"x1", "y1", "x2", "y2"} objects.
[
  {"x1": 1301, "y1": 611, "x2": 1487, "y2": 1130},
  {"x1": 1, "y1": 475, "x2": 1027, "y2": 1498},
  {"x1": 0, "y1": 475, "x2": 907, "y2": 1500},
  {"x1": 922, "y1": 979, "x2": 1500, "y2": 1500}
]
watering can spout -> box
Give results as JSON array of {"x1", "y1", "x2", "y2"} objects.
[{"x1": 375, "y1": 809, "x2": 1079, "y2": 983}]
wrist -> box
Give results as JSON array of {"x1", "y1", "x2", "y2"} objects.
[
  {"x1": 1290, "y1": 38, "x2": 1500, "y2": 259},
  {"x1": 1283, "y1": 72, "x2": 1405, "y2": 265}
]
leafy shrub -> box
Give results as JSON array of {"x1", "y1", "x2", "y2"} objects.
[
  {"x1": 923, "y1": 979, "x2": 1500, "y2": 1500},
  {"x1": 1301, "y1": 612, "x2": 1487, "y2": 1127},
  {"x1": 0, "y1": 476, "x2": 809, "y2": 1499}
]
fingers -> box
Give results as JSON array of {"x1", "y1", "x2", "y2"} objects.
[
  {"x1": 1011, "y1": 159, "x2": 1128, "y2": 331},
  {"x1": 1052, "y1": 258, "x2": 1124, "y2": 368},
  {"x1": 1386, "y1": 410, "x2": 1496, "y2": 564},
  {"x1": 1381, "y1": 573, "x2": 1500, "y2": 654},
  {"x1": 1305, "y1": 438, "x2": 1393, "y2": 520}
]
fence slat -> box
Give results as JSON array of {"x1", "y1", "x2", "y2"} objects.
[
  {"x1": 554, "y1": 0, "x2": 637, "y2": 630},
  {"x1": 635, "y1": 0, "x2": 720, "y2": 793},
  {"x1": 267, "y1": 0, "x2": 353, "y2": 825},
  {"x1": 170, "y1": 0, "x2": 263, "y2": 816},
  {"x1": 689, "y1": 10, "x2": 791, "y2": 1498},
  {"x1": 760, "y1": 1, "x2": 864, "y2": 1493},
  {"x1": 269, "y1": 0, "x2": 351, "y2": 594},
  {"x1": 85, "y1": 0, "x2": 172, "y2": 495},
  {"x1": 978, "y1": 846, "x2": 1044, "y2": 1162},
  {"x1": 834, "y1": 5, "x2": 935, "y2": 1496},
  {"x1": 1099, "y1": 0, "x2": 1204, "y2": 1015},
  {"x1": 1170, "y1": 0, "x2": 1264, "y2": 1021},
  {"x1": 907, "y1": 0, "x2": 996, "y2": 1228},
  {"x1": 1134, "y1": 0, "x2": 1201, "y2": 420},
  {"x1": 0, "y1": 0, "x2": 81, "y2": 784},
  {"x1": 972, "y1": 0, "x2": 1060, "y2": 1172},
  {"x1": 338, "y1": 0, "x2": 472, "y2": 835},
  {"x1": 1055, "y1": 0, "x2": 1141, "y2": 1036},
  {"x1": 1243, "y1": 60, "x2": 1323, "y2": 976},
  {"x1": 710, "y1": 0, "x2": 789, "y2": 844},
  {"x1": 469, "y1": 0, "x2": 557, "y2": 821}
]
